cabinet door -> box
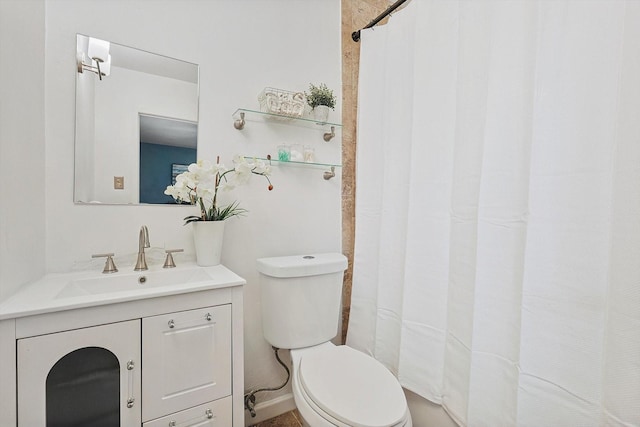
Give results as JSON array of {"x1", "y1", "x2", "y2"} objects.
[
  {"x1": 142, "y1": 305, "x2": 232, "y2": 421},
  {"x1": 17, "y1": 320, "x2": 141, "y2": 427},
  {"x1": 143, "y1": 396, "x2": 232, "y2": 427}
]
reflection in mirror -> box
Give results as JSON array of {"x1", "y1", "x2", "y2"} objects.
[
  {"x1": 74, "y1": 34, "x2": 199, "y2": 205},
  {"x1": 139, "y1": 114, "x2": 196, "y2": 204}
]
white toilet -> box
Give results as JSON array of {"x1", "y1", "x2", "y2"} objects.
[{"x1": 257, "y1": 253, "x2": 412, "y2": 427}]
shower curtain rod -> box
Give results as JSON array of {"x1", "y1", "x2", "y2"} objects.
[{"x1": 352, "y1": 0, "x2": 409, "y2": 42}]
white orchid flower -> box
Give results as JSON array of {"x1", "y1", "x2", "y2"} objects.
[
  {"x1": 233, "y1": 163, "x2": 252, "y2": 184},
  {"x1": 218, "y1": 180, "x2": 236, "y2": 192},
  {"x1": 164, "y1": 185, "x2": 178, "y2": 197},
  {"x1": 164, "y1": 155, "x2": 273, "y2": 222},
  {"x1": 252, "y1": 159, "x2": 271, "y2": 175}
]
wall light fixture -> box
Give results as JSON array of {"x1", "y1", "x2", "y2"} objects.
[{"x1": 77, "y1": 37, "x2": 111, "y2": 80}]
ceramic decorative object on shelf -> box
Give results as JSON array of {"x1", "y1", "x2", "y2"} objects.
[
  {"x1": 305, "y1": 83, "x2": 336, "y2": 124},
  {"x1": 164, "y1": 156, "x2": 274, "y2": 266},
  {"x1": 258, "y1": 87, "x2": 307, "y2": 119}
]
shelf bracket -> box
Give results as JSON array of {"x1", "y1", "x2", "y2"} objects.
[
  {"x1": 233, "y1": 111, "x2": 245, "y2": 130},
  {"x1": 323, "y1": 166, "x2": 336, "y2": 180},
  {"x1": 323, "y1": 126, "x2": 335, "y2": 142}
]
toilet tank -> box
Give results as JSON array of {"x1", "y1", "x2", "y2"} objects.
[{"x1": 257, "y1": 253, "x2": 348, "y2": 349}]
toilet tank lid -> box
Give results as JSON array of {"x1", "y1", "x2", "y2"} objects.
[{"x1": 257, "y1": 253, "x2": 347, "y2": 278}]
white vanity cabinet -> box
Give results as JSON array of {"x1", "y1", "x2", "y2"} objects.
[
  {"x1": 0, "y1": 265, "x2": 245, "y2": 427},
  {"x1": 142, "y1": 305, "x2": 232, "y2": 422}
]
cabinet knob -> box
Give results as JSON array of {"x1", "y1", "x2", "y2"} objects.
[
  {"x1": 168, "y1": 421, "x2": 176, "y2": 427},
  {"x1": 168, "y1": 319, "x2": 175, "y2": 328},
  {"x1": 127, "y1": 397, "x2": 135, "y2": 408},
  {"x1": 205, "y1": 313, "x2": 212, "y2": 321},
  {"x1": 206, "y1": 409, "x2": 214, "y2": 419}
]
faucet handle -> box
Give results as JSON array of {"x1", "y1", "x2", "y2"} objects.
[
  {"x1": 92, "y1": 253, "x2": 118, "y2": 274},
  {"x1": 163, "y1": 249, "x2": 184, "y2": 269}
]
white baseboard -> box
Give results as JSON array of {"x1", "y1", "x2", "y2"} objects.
[{"x1": 244, "y1": 393, "x2": 297, "y2": 426}]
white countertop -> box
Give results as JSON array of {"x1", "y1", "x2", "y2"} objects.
[{"x1": 0, "y1": 262, "x2": 245, "y2": 320}]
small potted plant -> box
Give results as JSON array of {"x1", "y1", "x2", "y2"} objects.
[{"x1": 305, "y1": 83, "x2": 336, "y2": 123}]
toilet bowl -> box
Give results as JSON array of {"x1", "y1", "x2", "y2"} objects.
[
  {"x1": 290, "y1": 342, "x2": 412, "y2": 427},
  {"x1": 257, "y1": 253, "x2": 412, "y2": 427}
]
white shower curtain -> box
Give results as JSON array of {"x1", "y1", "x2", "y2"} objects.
[{"x1": 347, "y1": 1, "x2": 640, "y2": 426}]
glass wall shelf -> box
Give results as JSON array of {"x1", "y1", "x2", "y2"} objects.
[
  {"x1": 246, "y1": 156, "x2": 341, "y2": 169},
  {"x1": 233, "y1": 108, "x2": 342, "y2": 127},
  {"x1": 244, "y1": 156, "x2": 341, "y2": 180},
  {"x1": 233, "y1": 108, "x2": 342, "y2": 141}
]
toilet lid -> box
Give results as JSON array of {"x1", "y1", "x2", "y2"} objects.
[{"x1": 299, "y1": 346, "x2": 406, "y2": 427}]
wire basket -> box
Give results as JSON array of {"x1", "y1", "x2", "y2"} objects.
[{"x1": 258, "y1": 88, "x2": 308, "y2": 119}]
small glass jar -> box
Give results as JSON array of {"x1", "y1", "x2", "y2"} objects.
[
  {"x1": 290, "y1": 144, "x2": 304, "y2": 162},
  {"x1": 303, "y1": 146, "x2": 315, "y2": 163},
  {"x1": 277, "y1": 144, "x2": 290, "y2": 162}
]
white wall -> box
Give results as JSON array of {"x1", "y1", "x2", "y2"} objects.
[
  {"x1": 43, "y1": 0, "x2": 342, "y2": 420},
  {"x1": 0, "y1": 0, "x2": 46, "y2": 300}
]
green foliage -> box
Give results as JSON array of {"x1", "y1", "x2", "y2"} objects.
[
  {"x1": 183, "y1": 201, "x2": 248, "y2": 224},
  {"x1": 305, "y1": 83, "x2": 336, "y2": 110}
]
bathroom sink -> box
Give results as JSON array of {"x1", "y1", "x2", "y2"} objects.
[{"x1": 55, "y1": 267, "x2": 213, "y2": 299}]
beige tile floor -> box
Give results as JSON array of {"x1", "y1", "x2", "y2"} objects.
[{"x1": 249, "y1": 410, "x2": 303, "y2": 427}]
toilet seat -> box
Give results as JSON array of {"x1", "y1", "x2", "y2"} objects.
[{"x1": 298, "y1": 345, "x2": 408, "y2": 427}]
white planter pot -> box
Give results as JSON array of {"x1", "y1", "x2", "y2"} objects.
[
  {"x1": 192, "y1": 221, "x2": 225, "y2": 266},
  {"x1": 312, "y1": 105, "x2": 331, "y2": 123}
]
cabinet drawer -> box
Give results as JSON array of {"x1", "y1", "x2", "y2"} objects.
[
  {"x1": 142, "y1": 305, "x2": 232, "y2": 421},
  {"x1": 143, "y1": 396, "x2": 232, "y2": 427}
]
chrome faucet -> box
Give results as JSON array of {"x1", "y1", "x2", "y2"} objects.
[{"x1": 134, "y1": 226, "x2": 150, "y2": 271}]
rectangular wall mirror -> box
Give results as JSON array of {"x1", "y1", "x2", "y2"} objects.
[{"x1": 74, "y1": 34, "x2": 199, "y2": 205}]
